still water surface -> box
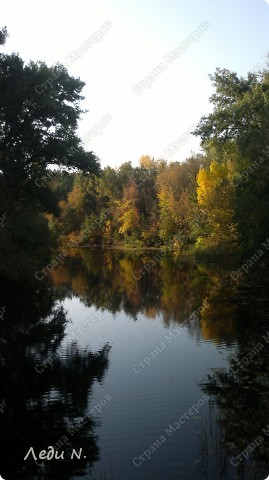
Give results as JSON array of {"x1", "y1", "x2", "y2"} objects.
[{"x1": 1, "y1": 249, "x2": 269, "y2": 479}]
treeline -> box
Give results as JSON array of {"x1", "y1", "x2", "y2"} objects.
[
  {"x1": 47, "y1": 65, "x2": 269, "y2": 253},
  {"x1": 45, "y1": 154, "x2": 207, "y2": 249},
  {"x1": 47, "y1": 58, "x2": 269, "y2": 254},
  {"x1": 1, "y1": 25, "x2": 269, "y2": 257}
]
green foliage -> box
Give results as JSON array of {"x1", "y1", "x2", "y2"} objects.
[
  {"x1": 44, "y1": 62, "x2": 269, "y2": 254},
  {"x1": 194, "y1": 63, "x2": 269, "y2": 252},
  {"x1": 0, "y1": 30, "x2": 100, "y2": 260},
  {"x1": 0, "y1": 54, "x2": 99, "y2": 196},
  {"x1": 156, "y1": 156, "x2": 202, "y2": 249},
  {"x1": 2, "y1": 28, "x2": 268, "y2": 256},
  {"x1": 53, "y1": 155, "x2": 202, "y2": 249},
  {"x1": 0, "y1": 26, "x2": 8, "y2": 46}
]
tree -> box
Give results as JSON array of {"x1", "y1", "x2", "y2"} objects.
[
  {"x1": 0, "y1": 28, "x2": 100, "y2": 263},
  {"x1": 116, "y1": 183, "x2": 141, "y2": 242},
  {"x1": 196, "y1": 160, "x2": 237, "y2": 249},
  {"x1": 134, "y1": 157, "x2": 159, "y2": 245},
  {"x1": 156, "y1": 157, "x2": 202, "y2": 248},
  {"x1": 0, "y1": 26, "x2": 8, "y2": 46},
  {"x1": 0, "y1": 32, "x2": 100, "y2": 209},
  {"x1": 138, "y1": 154, "x2": 155, "y2": 169},
  {"x1": 193, "y1": 68, "x2": 265, "y2": 151},
  {"x1": 194, "y1": 65, "x2": 269, "y2": 251}
]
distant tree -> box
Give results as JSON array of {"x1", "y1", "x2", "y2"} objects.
[
  {"x1": 0, "y1": 26, "x2": 8, "y2": 45},
  {"x1": 116, "y1": 183, "x2": 141, "y2": 241},
  {"x1": 156, "y1": 157, "x2": 202, "y2": 248},
  {"x1": 196, "y1": 160, "x2": 238, "y2": 249},
  {"x1": 138, "y1": 154, "x2": 155, "y2": 169}
]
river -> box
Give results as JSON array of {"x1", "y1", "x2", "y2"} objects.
[{"x1": 1, "y1": 249, "x2": 269, "y2": 480}]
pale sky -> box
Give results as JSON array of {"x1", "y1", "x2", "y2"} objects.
[{"x1": 1, "y1": 0, "x2": 269, "y2": 168}]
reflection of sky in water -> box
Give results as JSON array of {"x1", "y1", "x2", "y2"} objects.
[
  {"x1": 3, "y1": 249, "x2": 266, "y2": 479},
  {"x1": 61, "y1": 295, "x2": 235, "y2": 480}
]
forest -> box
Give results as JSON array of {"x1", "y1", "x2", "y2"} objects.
[
  {"x1": 2, "y1": 18, "x2": 269, "y2": 480},
  {"x1": 1, "y1": 26, "x2": 269, "y2": 262}
]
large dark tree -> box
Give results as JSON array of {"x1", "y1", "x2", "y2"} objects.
[
  {"x1": 0, "y1": 28, "x2": 100, "y2": 207},
  {"x1": 193, "y1": 65, "x2": 269, "y2": 252},
  {"x1": 0, "y1": 28, "x2": 100, "y2": 272}
]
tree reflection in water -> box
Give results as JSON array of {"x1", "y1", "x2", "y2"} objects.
[
  {"x1": 50, "y1": 248, "x2": 210, "y2": 328},
  {"x1": 0, "y1": 271, "x2": 110, "y2": 480},
  {"x1": 3, "y1": 247, "x2": 269, "y2": 479},
  {"x1": 198, "y1": 276, "x2": 269, "y2": 480}
]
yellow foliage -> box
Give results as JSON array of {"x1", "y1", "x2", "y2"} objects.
[
  {"x1": 67, "y1": 184, "x2": 85, "y2": 212},
  {"x1": 118, "y1": 200, "x2": 140, "y2": 235},
  {"x1": 139, "y1": 155, "x2": 154, "y2": 169},
  {"x1": 115, "y1": 184, "x2": 140, "y2": 237},
  {"x1": 196, "y1": 160, "x2": 238, "y2": 248}
]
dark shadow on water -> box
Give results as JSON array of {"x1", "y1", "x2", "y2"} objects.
[
  {"x1": 0, "y1": 268, "x2": 111, "y2": 479},
  {"x1": 198, "y1": 273, "x2": 269, "y2": 480},
  {"x1": 2, "y1": 246, "x2": 269, "y2": 479}
]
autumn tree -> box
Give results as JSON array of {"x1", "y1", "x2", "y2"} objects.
[
  {"x1": 156, "y1": 156, "x2": 202, "y2": 248},
  {"x1": 134, "y1": 156, "x2": 159, "y2": 245},
  {"x1": 196, "y1": 160, "x2": 237, "y2": 249},
  {"x1": 194, "y1": 65, "x2": 269, "y2": 251},
  {"x1": 116, "y1": 183, "x2": 141, "y2": 242}
]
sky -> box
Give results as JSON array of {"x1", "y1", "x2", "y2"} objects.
[{"x1": 1, "y1": 0, "x2": 269, "y2": 168}]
